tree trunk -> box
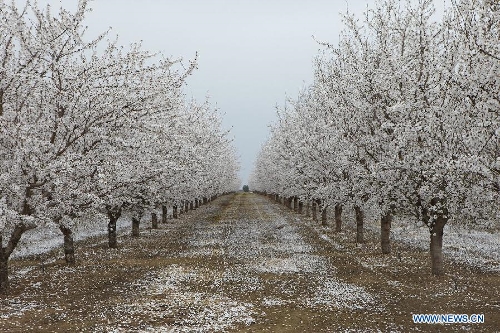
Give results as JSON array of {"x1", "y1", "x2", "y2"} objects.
[
  {"x1": 59, "y1": 225, "x2": 75, "y2": 264},
  {"x1": 151, "y1": 212, "x2": 158, "y2": 229},
  {"x1": 173, "y1": 205, "x2": 178, "y2": 219},
  {"x1": 293, "y1": 196, "x2": 298, "y2": 212},
  {"x1": 203, "y1": 197, "x2": 208, "y2": 204},
  {"x1": 107, "y1": 207, "x2": 121, "y2": 248},
  {"x1": 381, "y1": 212, "x2": 392, "y2": 254},
  {"x1": 190, "y1": 201, "x2": 194, "y2": 210},
  {"x1": 312, "y1": 200, "x2": 317, "y2": 222},
  {"x1": 305, "y1": 201, "x2": 310, "y2": 217},
  {"x1": 185, "y1": 201, "x2": 190, "y2": 213},
  {"x1": 321, "y1": 201, "x2": 327, "y2": 226},
  {"x1": 162, "y1": 205, "x2": 168, "y2": 224},
  {"x1": 335, "y1": 204, "x2": 342, "y2": 232},
  {"x1": 195, "y1": 199, "x2": 199, "y2": 209},
  {"x1": 298, "y1": 201, "x2": 303, "y2": 214},
  {"x1": 132, "y1": 217, "x2": 140, "y2": 237},
  {"x1": 430, "y1": 215, "x2": 447, "y2": 276},
  {"x1": 355, "y1": 206, "x2": 364, "y2": 243},
  {"x1": 0, "y1": 223, "x2": 35, "y2": 294},
  {"x1": 0, "y1": 246, "x2": 8, "y2": 294},
  {"x1": 421, "y1": 197, "x2": 449, "y2": 275}
]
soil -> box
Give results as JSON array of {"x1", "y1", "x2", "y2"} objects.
[{"x1": 1, "y1": 192, "x2": 499, "y2": 332}]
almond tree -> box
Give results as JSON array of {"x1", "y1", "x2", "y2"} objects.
[
  {"x1": 0, "y1": 0, "x2": 193, "y2": 288},
  {"x1": 252, "y1": 0, "x2": 498, "y2": 275}
]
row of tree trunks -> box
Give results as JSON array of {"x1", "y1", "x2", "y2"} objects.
[
  {"x1": 0, "y1": 195, "x2": 223, "y2": 294},
  {"x1": 264, "y1": 192, "x2": 444, "y2": 276}
]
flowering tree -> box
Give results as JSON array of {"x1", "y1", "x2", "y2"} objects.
[
  {"x1": 0, "y1": 0, "x2": 239, "y2": 293},
  {"x1": 251, "y1": 0, "x2": 499, "y2": 275}
]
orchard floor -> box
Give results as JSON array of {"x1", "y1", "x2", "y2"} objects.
[{"x1": 1, "y1": 193, "x2": 499, "y2": 332}]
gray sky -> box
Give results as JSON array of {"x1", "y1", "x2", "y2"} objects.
[
  {"x1": 50, "y1": 0, "x2": 443, "y2": 184},
  {"x1": 79, "y1": 0, "x2": 376, "y2": 184}
]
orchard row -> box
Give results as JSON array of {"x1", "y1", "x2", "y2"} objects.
[
  {"x1": 0, "y1": 1, "x2": 240, "y2": 293},
  {"x1": 250, "y1": 0, "x2": 499, "y2": 275}
]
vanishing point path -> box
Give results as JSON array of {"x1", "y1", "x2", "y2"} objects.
[{"x1": 1, "y1": 193, "x2": 499, "y2": 332}]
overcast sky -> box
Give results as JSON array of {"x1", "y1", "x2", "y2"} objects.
[{"x1": 39, "y1": 0, "x2": 444, "y2": 184}]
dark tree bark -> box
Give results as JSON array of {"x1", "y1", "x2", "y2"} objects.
[
  {"x1": 381, "y1": 212, "x2": 392, "y2": 254},
  {"x1": 355, "y1": 206, "x2": 364, "y2": 243},
  {"x1": 312, "y1": 200, "x2": 317, "y2": 222},
  {"x1": 151, "y1": 212, "x2": 158, "y2": 229},
  {"x1": 185, "y1": 201, "x2": 189, "y2": 213},
  {"x1": 424, "y1": 198, "x2": 449, "y2": 276},
  {"x1": 305, "y1": 201, "x2": 310, "y2": 217},
  {"x1": 320, "y1": 201, "x2": 328, "y2": 226},
  {"x1": 0, "y1": 223, "x2": 36, "y2": 294},
  {"x1": 132, "y1": 217, "x2": 140, "y2": 237},
  {"x1": 203, "y1": 197, "x2": 208, "y2": 204},
  {"x1": 0, "y1": 248, "x2": 7, "y2": 294},
  {"x1": 293, "y1": 196, "x2": 298, "y2": 212},
  {"x1": 59, "y1": 225, "x2": 75, "y2": 264},
  {"x1": 298, "y1": 201, "x2": 303, "y2": 214},
  {"x1": 107, "y1": 207, "x2": 122, "y2": 249},
  {"x1": 430, "y1": 217, "x2": 446, "y2": 276},
  {"x1": 162, "y1": 205, "x2": 167, "y2": 224},
  {"x1": 335, "y1": 204, "x2": 343, "y2": 232},
  {"x1": 195, "y1": 199, "x2": 199, "y2": 209},
  {"x1": 173, "y1": 205, "x2": 178, "y2": 219},
  {"x1": 190, "y1": 201, "x2": 194, "y2": 210}
]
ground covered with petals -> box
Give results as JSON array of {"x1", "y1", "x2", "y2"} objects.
[{"x1": 1, "y1": 193, "x2": 499, "y2": 332}]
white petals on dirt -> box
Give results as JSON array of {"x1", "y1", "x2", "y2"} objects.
[
  {"x1": 0, "y1": 299, "x2": 40, "y2": 319},
  {"x1": 305, "y1": 278, "x2": 377, "y2": 310},
  {"x1": 108, "y1": 265, "x2": 256, "y2": 332},
  {"x1": 104, "y1": 194, "x2": 378, "y2": 331},
  {"x1": 383, "y1": 221, "x2": 500, "y2": 272}
]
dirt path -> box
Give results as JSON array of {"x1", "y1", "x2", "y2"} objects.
[{"x1": 1, "y1": 193, "x2": 499, "y2": 332}]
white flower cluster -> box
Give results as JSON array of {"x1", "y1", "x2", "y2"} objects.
[{"x1": 0, "y1": 1, "x2": 239, "y2": 270}]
